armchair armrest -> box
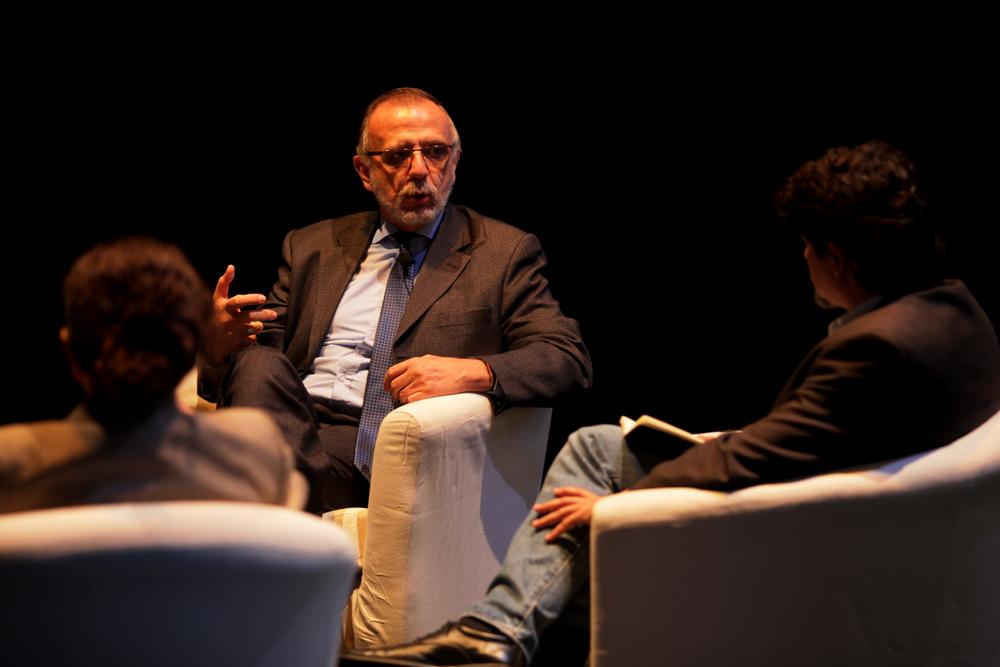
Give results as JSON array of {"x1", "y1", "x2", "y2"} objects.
[
  {"x1": 176, "y1": 368, "x2": 216, "y2": 412},
  {"x1": 346, "y1": 393, "x2": 551, "y2": 647},
  {"x1": 589, "y1": 409, "x2": 1000, "y2": 666}
]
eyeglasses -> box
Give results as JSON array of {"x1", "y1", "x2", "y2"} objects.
[{"x1": 365, "y1": 143, "x2": 456, "y2": 169}]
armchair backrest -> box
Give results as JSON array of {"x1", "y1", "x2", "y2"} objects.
[
  {"x1": 591, "y1": 409, "x2": 1000, "y2": 667},
  {"x1": 0, "y1": 502, "x2": 357, "y2": 667}
]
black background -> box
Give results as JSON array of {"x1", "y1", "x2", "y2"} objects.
[{"x1": 6, "y1": 49, "x2": 997, "y2": 458}]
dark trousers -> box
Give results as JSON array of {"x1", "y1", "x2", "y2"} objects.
[{"x1": 220, "y1": 345, "x2": 370, "y2": 513}]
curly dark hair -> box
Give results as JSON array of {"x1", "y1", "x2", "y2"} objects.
[
  {"x1": 775, "y1": 140, "x2": 943, "y2": 294},
  {"x1": 63, "y1": 237, "x2": 211, "y2": 425}
]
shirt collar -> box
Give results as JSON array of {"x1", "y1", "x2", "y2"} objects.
[
  {"x1": 828, "y1": 294, "x2": 886, "y2": 334},
  {"x1": 372, "y1": 209, "x2": 445, "y2": 245}
]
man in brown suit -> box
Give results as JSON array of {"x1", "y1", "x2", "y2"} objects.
[{"x1": 199, "y1": 88, "x2": 592, "y2": 512}]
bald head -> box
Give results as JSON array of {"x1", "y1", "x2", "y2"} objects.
[{"x1": 357, "y1": 88, "x2": 460, "y2": 156}]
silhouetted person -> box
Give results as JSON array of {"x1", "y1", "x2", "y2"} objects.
[{"x1": 1, "y1": 237, "x2": 298, "y2": 513}]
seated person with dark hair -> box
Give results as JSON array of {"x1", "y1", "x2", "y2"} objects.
[
  {"x1": 340, "y1": 141, "x2": 1000, "y2": 666},
  {"x1": 0, "y1": 237, "x2": 299, "y2": 514}
]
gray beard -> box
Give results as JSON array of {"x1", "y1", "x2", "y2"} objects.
[{"x1": 375, "y1": 181, "x2": 454, "y2": 229}]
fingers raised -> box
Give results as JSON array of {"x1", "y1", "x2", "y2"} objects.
[
  {"x1": 214, "y1": 265, "x2": 236, "y2": 300},
  {"x1": 226, "y1": 294, "x2": 268, "y2": 311},
  {"x1": 246, "y1": 308, "x2": 278, "y2": 322}
]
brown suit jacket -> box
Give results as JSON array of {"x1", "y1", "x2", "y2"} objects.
[
  {"x1": 632, "y1": 281, "x2": 1000, "y2": 490},
  {"x1": 205, "y1": 204, "x2": 592, "y2": 405},
  {"x1": 0, "y1": 403, "x2": 296, "y2": 514}
]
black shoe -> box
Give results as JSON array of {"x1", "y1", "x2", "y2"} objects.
[{"x1": 338, "y1": 618, "x2": 525, "y2": 666}]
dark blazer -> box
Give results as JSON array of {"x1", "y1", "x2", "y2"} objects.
[
  {"x1": 632, "y1": 281, "x2": 1000, "y2": 490},
  {"x1": 235, "y1": 204, "x2": 592, "y2": 405},
  {"x1": 0, "y1": 404, "x2": 296, "y2": 514}
]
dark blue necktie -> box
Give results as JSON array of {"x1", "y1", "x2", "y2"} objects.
[{"x1": 354, "y1": 232, "x2": 420, "y2": 479}]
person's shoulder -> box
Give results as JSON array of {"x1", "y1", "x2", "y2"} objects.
[
  {"x1": 0, "y1": 416, "x2": 104, "y2": 484},
  {"x1": 189, "y1": 409, "x2": 293, "y2": 477},
  {"x1": 450, "y1": 204, "x2": 536, "y2": 247},
  {"x1": 895, "y1": 281, "x2": 988, "y2": 320},
  {"x1": 193, "y1": 408, "x2": 287, "y2": 455},
  {"x1": 852, "y1": 282, "x2": 987, "y2": 340},
  {"x1": 827, "y1": 281, "x2": 998, "y2": 365},
  {"x1": 287, "y1": 211, "x2": 377, "y2": 243},
  {"x1": 453, "y1": 204, "x2": 526, "y2": 234}
]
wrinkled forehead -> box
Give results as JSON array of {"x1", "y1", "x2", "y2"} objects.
[{"x1": 366, "y1": 99, "x2": 457, "y2": 148}]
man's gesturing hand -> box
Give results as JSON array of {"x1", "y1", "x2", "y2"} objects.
[{"x1": 202, "y1": 265, "x2": 277, "y2": 366}]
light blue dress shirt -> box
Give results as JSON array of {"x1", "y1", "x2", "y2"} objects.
[{"x1": 301, "y1": 214, "x2": 442, "y2": 415}]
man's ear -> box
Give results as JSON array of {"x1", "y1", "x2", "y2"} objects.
[
  {"x1": 59, "y1": 326, "x2": 72, "y2": 355},
  {"x1": 60, "y1": 326, "x2": 92, "y2": 393},
  {"x1": 824, "y1": 241, "x2": 849, "y2": 279},
  {"x1": 353, "y1": 155, "x2": 374, "y2": 192}
]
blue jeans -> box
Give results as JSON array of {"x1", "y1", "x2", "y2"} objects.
[{"x1": 467, "y1": 424, "x2": 650, "y2": 661}]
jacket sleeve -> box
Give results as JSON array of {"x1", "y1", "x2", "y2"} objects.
[
  {"x1": 478, "y1": 233, "x2": 593, "y2": 406},
  {"x1": 255, "y1": 229, "x2": 294, "y2": 352},
  {"x1": 630, "y1": 333, "x2": 910, "y2": 490}
]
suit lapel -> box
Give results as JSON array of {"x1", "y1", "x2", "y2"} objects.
[
  {"x1": 396, "y1": 206, "x2": 473, "y2": 342},
  {"x1": 306, "y1": 214, "x2": 378, "y2": 366}
]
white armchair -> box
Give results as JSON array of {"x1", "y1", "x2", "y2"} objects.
[
  {"x1": 331, "y1": 393, "x2": 551, "y2": 648},
  {"x1": 590, "y1": 409, "x2": 1000, "y2": 667},
  {"x1": 179, "y1": 370, "x2": 552, "y2": 648},
  {"x1": 0, "y1": 501, "x2": 357, "y2": 667}
]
